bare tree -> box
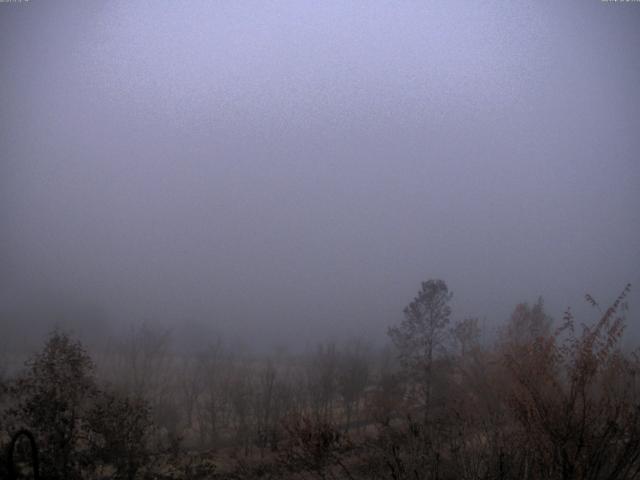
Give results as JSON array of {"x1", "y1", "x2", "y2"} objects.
[
  {"x1": 253, "y1": 360, "x2": 276, "y2": 456},
  {"x1": 502, "y1": 297, "x2": 552, "y2": 348},
  {"x1": 194, "y1": 340, "x2": 228, "y2": 450},
  {"x1": 228, "y1": 362, "x2": 254, "y2": 456},
  {"x1": 388, "y1": 279, "x2": 452, "y2": 423},
  {"x1": 253, "y1": 359, "x2": 294, "y2": 455},
  {"x1": 337, "y1": 339, "x2": 369, "y2": 431},
  {"x1": 450, "y1": 317, "x2": 481, "y2": 358},
  {"x1": 179, "y1": 354, "x2": 206, "y2": 429},
  {"x1": 307, "y1": 343, "x2": 339, "y2": 423},
  {"x1": 111, "y1": 323, "x2": 173, "y2": 404}
]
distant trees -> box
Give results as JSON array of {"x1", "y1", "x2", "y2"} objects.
[
  {"x1": 194, "y1": 340, "x2": 230, "y2": 449},
  {"x1": 307, "y1": 343, "x2": 339, "y2": 423},
  {"x1": 254, "y1": 360, "x2": 290, "y2": 455},
  {"x1": 179, "y1": 355, "x2": 206, "y2": 429},
  {"x1": 114, "y1": 323, "x2": 173, "y2": 404},
  {"x1": 388, "y1": 279, "x2": 453, "y2": 421},
  {"x1": 450, "y1": 317, "x2": 481, "y2": 358},
  {"x1": 228, "y1": 362, "x2": 253, "y2": 455},
  {"x1": 502, "y1": 297, "x2": 552, "y2": 348},
  {"x1": 337, "y1": 340, "x2": 369, "y2": 431},
  {"x1": 1, "y1": 283, "x2": 637, "y2": 480}
]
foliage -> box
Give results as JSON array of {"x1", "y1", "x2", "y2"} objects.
[
  {"x1": 87, "y1": 390, "x2": 153, "y2": 480},
  {"x1": 450, "y1": 317, "x2": 481, "y2": 358},
  {"x1": 502, "y1": 297, "x2": 553, "y2": 347},
  {"x1": 279, "y1": 415, "x2": 355, "y2": 480},
  {"x1": 504, "y1": 284, "x2": 640, "y2": 479},
  {"x1": 1, "y1": 331, "x2": 155, "y2": 480},
  {"x1": 7, "y1": 330, "x2": 97, "y2": 479}
]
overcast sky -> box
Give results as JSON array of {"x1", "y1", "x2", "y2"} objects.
[{"x1": 1, "y1": 0, "x2": 639, "y2": 349}]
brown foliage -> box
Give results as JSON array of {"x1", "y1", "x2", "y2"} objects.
[{"x1": 504, "y1": 284, "x2": 640, "y2": 479}]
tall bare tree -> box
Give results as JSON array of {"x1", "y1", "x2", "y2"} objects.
[
  {"x1": 388, "y1": 279, "x2": 452, "y2": 423},
  {"x1": 337, "y1": 339, "x2": 369, "y2": 431}
]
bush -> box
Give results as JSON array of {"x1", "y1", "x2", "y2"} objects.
[{"x1": 87, "y1": 391, "x2": 154, "y2": 480}]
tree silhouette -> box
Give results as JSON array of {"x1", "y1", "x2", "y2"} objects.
[{"x1": 388, "y1": 279, "x2": 452, "y2": 423}]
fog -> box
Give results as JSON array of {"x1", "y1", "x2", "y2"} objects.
[{"x1": 1, "y1": 0, "x2": 639, "y2": 351}]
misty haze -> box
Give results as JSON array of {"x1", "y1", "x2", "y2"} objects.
[{"x1": 1, "y1": 1, "x2": 639, "y2": 479}]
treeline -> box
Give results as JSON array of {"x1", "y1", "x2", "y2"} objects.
[{"x1": 1, "y1": 280, "x2": 638, "y2": 479}]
